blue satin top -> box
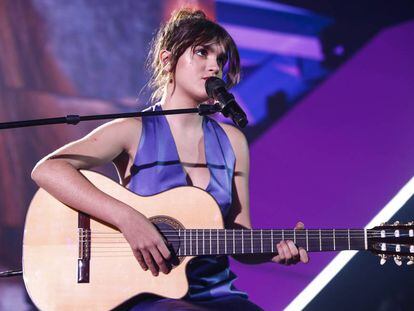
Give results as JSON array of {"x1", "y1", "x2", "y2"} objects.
[{"x1": 128, "y1": 104, "x2": 247, "y2": 301}]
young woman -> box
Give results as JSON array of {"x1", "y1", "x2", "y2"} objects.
[{"x1": 31, "y1": 9, "x2": 308, "y2": 310}]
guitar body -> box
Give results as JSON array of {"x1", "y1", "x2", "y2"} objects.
[
  {"x1": 23, "y1": 171, "x2": 414, "y2": 310},
  {"x1": 23, "y1": 171, "x2": 223, "y2": 310}
]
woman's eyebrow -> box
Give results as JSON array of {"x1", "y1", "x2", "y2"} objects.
[
  {"x1": 197, "y1": 44, "x2": 227, "y2": 64},
  {"x1": 205, "y1": 45, "x2": 227, "y2": 59},
  {"x1": 202, "y1": 44, "x2": 224, "y2": 54}
]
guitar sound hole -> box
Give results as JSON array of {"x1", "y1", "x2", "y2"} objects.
[{"x1": 150, "y1": 216, "x2": 184, "y2": 266}]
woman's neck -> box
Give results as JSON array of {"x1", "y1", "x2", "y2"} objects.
[{"x1": 158, "y1": 86, "x2": 204, "y2": 130}]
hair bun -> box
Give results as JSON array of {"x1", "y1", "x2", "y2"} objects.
[{"x1": 170, "y1": 8, "x2": 207, "y2": 23}]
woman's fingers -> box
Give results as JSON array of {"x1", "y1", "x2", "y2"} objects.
[
  {"x1": 158, "y1": 240, "x2": 172, "y2": 261},
  {"x1": 134, "y1": 245, "x2": 172, "y2": 276},
  {"x1": 294, "y1": 221, "x2": 309, "y2": 263},
  {"x1": 272, "y1": 222, "x2": 310, "y2": 265},
  {"x1": 133, "y1": 250, "x2": 148, "y2": 271},
  {"x1": 295, "y1": 221, "x2": 304, "y2": 230},
  {"x1": 286, "y1": 240, "x2": 300, "y2": 263},
  {"x1": 275, "y1": 241, "x2": 294, "y2": 265},
  {"x1": 150, "y1": 246, "x2": 171, "y2": 275},
  {"x1": 141, "y1": 249, "x2": 159, "y2": 276},
  {"x1": 275, "y1": 243, "x2": 284, "y2": 263},
  {"x1": 299, "y1": 247, "x2": 309, "y2": 263}
]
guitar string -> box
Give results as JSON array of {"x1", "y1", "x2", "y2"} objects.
[
  {"x1": 79, "y1": 237, "x2": 413, "y2": 243},
  {"x1": 87, "y1": 248, "x2": 414, "y2": 253},
  {"x1": 87, "y1": 249, "x2": 414, "y2": 255},
  {"x1": 86, "y1": 242, "x2": 413, "y2": 253},
  {"x1": 87, "y1": 229, "x2": 411, "y2": 233},
  {"x1": 83, "y1": 241, "x2": 411, "y2": 248},
  {"x1": 88, "y1": 248, "x2": 414, "y2": 255},
  {"x1": 82, "y1": 232, "x2": 412, "y2": 236},
  {"x1": 87, "y1": 245, "x2": 414, "y2": 251},
  {"x1": 81, "y1": 230, "x2": 412, "y2": 235},
  {"x1": 79, "y1": 237, "x2": 413, "y2": 244},
  {"x1": 79, "y1": 232, "x2": 413, "y2": 238},
  {"x1": 80, "y1": 233, "x2": 409, "y2": 237},
  {"x1": 81, "y1": 239, "x2": 413, "y2": 245},
  {"x1": 79, "y1": 236, "x2": 414, "y2": 243}
]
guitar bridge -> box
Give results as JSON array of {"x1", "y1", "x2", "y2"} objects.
[{"x1": 78, "y1": 213, "x2": 90, "y2": 283}]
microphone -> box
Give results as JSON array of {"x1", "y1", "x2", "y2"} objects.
[{"x1": 205, "y1": 77, "x2": 248, "y2": 128}]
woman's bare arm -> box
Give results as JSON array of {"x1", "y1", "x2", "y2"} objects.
[
  {"x1": 32, "y1": 118, "x2": 136, "y2": 227},
  {"x1": 31, "y1": 118, "x2": 172, "y2": 276}
]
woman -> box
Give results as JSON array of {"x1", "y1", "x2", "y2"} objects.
[{"x1": 32, "y1": 8, "x2": 308, "y2": 310}]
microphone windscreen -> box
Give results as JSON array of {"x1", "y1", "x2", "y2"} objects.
[{"x1": 205, "y1": 77, "x2": 225, "y2": 98}]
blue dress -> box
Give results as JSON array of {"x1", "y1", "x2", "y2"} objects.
[{"x1": 126, "y1": 105, "x2": 262, "y2": 310}]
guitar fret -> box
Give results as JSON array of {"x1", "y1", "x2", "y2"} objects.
[
  {"x1": 233, "y1": 229, "x2": 236, "y2": 254},
  {"x1": 242, "y1": 230, "x2": 244, "y2": 254},
  {"x1": 178, "y1": 229, "x2": 181, "y2": 256},
  {"x1": 294, "y1": 230, "x2": 296, "y2": 244},
  {"x1": 196, "y1": 229, "x2": 198, "y2": 255},
  {"x1": 184, "y1": 230, "x2": 187, "y2": 255},
  {"x1": 333, "y1": 229, "x2": 336, "y2": 251},
  {"x1": 190, "y1": 229, "x2": 192, "y2": 255},
  {"x1": 209, "y1": 229, "x2": 212, "y2": 255},
  {"x1": 306, "y1": 229, "x2": 309, "y2": 251},
  {"x1": 250, "y1": 230, "x2": 253, "y2": 254},
  {"x1": 319, "y1": 229, "x2": 322, "y2": 251},
  {"x1": 271, "y1": 230, "x2": 274, "y2": 253},
  {"x1": 364, "y1": 229, "x2": 368, "y2": 250},
  {"x1": 260, "y1": 229, "x2": 263, "y2": 253},
  {"x1": 217, "y1": 230, "x2": 219, "y2": 255},
  {"x1": 348, "y1": 229, "x2": 350, "y2": 250},
  {"x1": 225, "y1": 229, "x2": 227, "y2": 254},
  {"x1": 203, "y1": 229, "x2": 205, "y2": 255}
]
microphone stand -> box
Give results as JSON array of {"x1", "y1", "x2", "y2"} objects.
[
  {"x1": 0, "y1": 103, "x2": 221, "y2": 130},
  {"x1": 0, "y1": 103, "x2": 222, "y2": 278}
]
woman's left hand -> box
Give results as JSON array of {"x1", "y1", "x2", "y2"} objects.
[{"x1": 272, "y1": 222, "x2": 309, "y2": 265}]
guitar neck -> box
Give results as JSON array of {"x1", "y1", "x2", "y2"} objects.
[{"x1": 172, "y1": 229, "x2": 369, "y2": 256}]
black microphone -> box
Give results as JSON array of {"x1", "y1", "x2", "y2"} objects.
[{"x1": 205, "y1": 77, "x2": 248, "y2": 128}]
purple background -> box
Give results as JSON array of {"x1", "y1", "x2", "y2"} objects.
[
  {"x1": 0, "y1": 0, "x2": 413, "y2": 309},
  {"x1": 230, "y1": 20, "x2": 414, "y2": 310}
]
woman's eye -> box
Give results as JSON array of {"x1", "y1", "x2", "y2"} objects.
[{"x1": 195, "y1": 49, "x2": 207, "y2": 56}]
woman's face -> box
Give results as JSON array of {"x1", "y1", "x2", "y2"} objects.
[{"x1": 173, "y1": 43, "x2": 225, "y2": 103}]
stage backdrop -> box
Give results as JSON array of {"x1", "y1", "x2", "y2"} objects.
[{"x1": 0, "y1": 0, "x2": 413, "y2": 310}]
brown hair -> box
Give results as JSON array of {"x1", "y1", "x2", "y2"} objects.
[{"x1": 147, "y1": 8, "x2": 240, "y2": 103}]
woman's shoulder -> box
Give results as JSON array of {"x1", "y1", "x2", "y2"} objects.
[
  {"x1": 84, "y1": 117, "x2": 142, "y2": 153},
  {"x1": 213, "y1": 120, "x2": 249, "y2": 159},
  {"x1": 94, "y1": 117, "x2": 142, "y2": 138}
]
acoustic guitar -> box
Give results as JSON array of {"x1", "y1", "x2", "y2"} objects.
[{"x1": 23, "y1": 171, "x2": 414, "y2": 310}]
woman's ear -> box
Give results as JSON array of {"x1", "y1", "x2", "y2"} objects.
[{"x1": 160, "y1": 50, "x2": 172, "y2": 73}]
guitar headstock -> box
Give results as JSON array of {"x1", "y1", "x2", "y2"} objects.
[{"x1": 369, "y1": 221, "x2": 414, "y2": 266}]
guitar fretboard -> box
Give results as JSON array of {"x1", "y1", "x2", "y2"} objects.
[{"x1": 170, "y1": 229, "x2": 368, "y2": 256}]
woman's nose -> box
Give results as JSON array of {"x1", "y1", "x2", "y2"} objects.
[{"x1": 207, "y1": 58, "x2": 220, "y2": 76}]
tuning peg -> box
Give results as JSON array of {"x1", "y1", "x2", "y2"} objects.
[
  {"x1": 394, "y1": 255, "x2": 402, "y2": 266},
  {"x1": 407, "y1": 256, "x2": 414, "y2": 266},
  {"x1": 379, "y1": 254, "x2": 387, "y2": 265},
  {"x1": 380, "y1": 222, "x2": 386, "y2": 226},
  {"x1": 393, "y1": 221, "x2": 400, "y2": 226}
]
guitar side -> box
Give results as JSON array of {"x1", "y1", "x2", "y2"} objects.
[{"x1": 23, "y1": 170, "x2": 223, "y2": 311}]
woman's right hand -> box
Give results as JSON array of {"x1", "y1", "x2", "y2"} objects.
[{"x1": 119, "y1": 209, "x2": 172, "y2": 276}]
